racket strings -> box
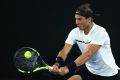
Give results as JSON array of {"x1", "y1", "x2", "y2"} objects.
[
  {"x1": 14, "y1": 47, "x2": 50, "y2": 73},
  {"x1": 14, "y1": 48, "x2": 40, "y2": 72}
]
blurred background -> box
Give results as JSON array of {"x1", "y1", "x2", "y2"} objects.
[{"x1": 1, "y1": 0, "x2": 120, "y2": 80}]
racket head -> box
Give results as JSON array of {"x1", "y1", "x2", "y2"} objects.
[{"x1": 13, "y1": 47, "x2": 44, "y2": 73}]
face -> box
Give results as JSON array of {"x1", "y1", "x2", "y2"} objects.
[{"x1": 75, "y1": 15, "x2": 91, "y2": 30}]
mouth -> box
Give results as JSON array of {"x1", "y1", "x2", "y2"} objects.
[{"x1": 77, "y1": 25, "x2": 84, "y2": 30}]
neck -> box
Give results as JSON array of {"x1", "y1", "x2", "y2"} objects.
[{"x1": 84, "y1": 23, "x2": 93, "y2": 35}]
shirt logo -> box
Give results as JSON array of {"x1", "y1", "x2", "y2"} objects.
[{"x1": 76, "y1": 40, "x2": 91, "y2": 44}]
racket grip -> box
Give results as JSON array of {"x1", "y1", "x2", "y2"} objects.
[
  {"x1": 49, "y1": 66, "x2": 53, "y2": 70},
  {"x1": 49, "y1": 66, "x2": 61, "y2": 72}
]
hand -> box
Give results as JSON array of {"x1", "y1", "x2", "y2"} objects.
[
  {"x1": 49, "y1": 63, "x2": 60, "y2": 74},
  {"x1": 58, "y1": 66, "x2": 69, "y2": 76}
]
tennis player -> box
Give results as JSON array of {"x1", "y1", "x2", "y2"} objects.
[{"x1": 50, "y1": 3, "x2": 120, "y2": 80}]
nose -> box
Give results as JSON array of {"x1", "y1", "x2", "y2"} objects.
[
  {"x1": 76, "y1": 20, "x2": 79, "y2": 25},
  {"x1": 76, "y1": 20, "x2": 81, "y2": 25}
]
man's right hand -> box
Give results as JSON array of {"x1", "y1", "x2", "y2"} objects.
[{"x1": 49, "y1": 63, "x2": 60, "y2": 74}]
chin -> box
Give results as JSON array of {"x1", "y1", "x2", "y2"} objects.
[{"x1": 78, "y1": 27, "x2": 84, "y2": 30}]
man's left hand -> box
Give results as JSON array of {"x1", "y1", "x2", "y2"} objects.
[{"x1": 58, "y1": 66, "x2": 69, "y2": 76}]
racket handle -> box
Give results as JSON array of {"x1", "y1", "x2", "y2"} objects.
[
  {"x1": 49, "y1": 66, "x2": 53, "y2": 70},
  {"x1": 49, "y1": 66, "x2": 61, "y2": 72}
]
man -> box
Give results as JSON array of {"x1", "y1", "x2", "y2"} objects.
[{"x1": 50, "y1": 3, "x2": 120, "y2": 80}]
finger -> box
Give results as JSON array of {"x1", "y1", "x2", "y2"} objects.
[
  {"x1": 49, "y1": 66, "x2": 53, "y2": 70},
  {"x1": 49, "y1": 67, "x2": 53, "y2": 72},
  {"x1": 52, "y1": 67, "x2": 59, "y2": 73},
  {"x1": 58, "y1": 68, "x2": 62, "y2": 73},
  {"x1": 49, "y1": 66, "x2": 56, "y2": 72}
]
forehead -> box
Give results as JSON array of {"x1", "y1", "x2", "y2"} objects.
[{"x1": 75, "y1": 15, "x2": 85, "y2": 19}]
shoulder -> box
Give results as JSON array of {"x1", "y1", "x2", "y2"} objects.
[
  {"x1": 71, "y1": 27, "x2": 79, "y2": 31},
  {"x1": 94, "y1": 23, "x2": 107, "y2": 33},
  {"x1": 70, "y1": 27, "x2": 80, "y2": 34}
]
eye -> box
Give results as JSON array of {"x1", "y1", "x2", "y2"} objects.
[
  {"x1": 78, "y1": 18, "x2": 82, "y2": 21},
  {"x1": 76, "y1": 18, "x2": 82, "y2": 21}
]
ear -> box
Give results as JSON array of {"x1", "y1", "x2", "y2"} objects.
[{"x1": 87, "y1": 17, "x2": 92, "y2": 23}]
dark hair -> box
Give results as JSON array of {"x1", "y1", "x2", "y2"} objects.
[{"x1": 76, "y1": 3, "x2": 94, "y2": 18}]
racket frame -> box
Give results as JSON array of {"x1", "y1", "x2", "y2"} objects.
[{"x1": 14, "y1": 47, "x2": 52, "y2": 73}]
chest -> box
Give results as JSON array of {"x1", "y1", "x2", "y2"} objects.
[
  {"x1": 75, "y1": 31, "x2": 97, "y2": 52},
  {"x1": 75, "y1": 32, "x2": 93, "y2": 44}
]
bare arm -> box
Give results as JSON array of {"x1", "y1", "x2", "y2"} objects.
[
  {"x1": 58, "y1": 44, "x2": 101, "y2": 76},
  {"x1": 74, "y1": 44, "x2": 101, "y2": 67},
  {"x1": 57, "y1": 43, "x2": 73, "y2": 61},
  {"x1": 49, "y1": 43, "x2": 72, "y2": 73}
]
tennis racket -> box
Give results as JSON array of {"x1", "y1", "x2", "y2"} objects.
[{"x1": 13, "y1": 47, "x2": 53, "y2": 73}]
